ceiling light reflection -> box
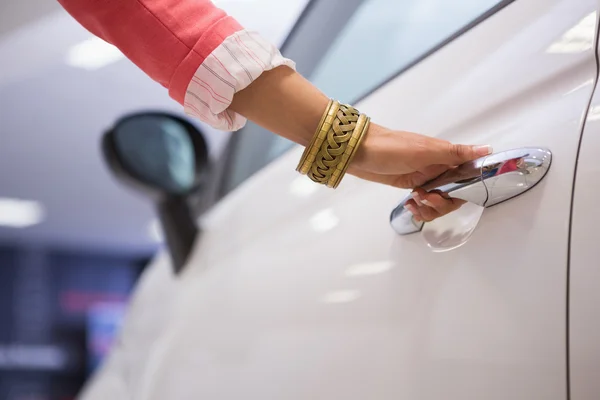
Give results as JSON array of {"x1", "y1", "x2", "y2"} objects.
[
  {"x1": 588, "y1": 105, "x2": 600, "y2": 121},
  {"x1": 0, "y1": 198, "x2": 45, "y2": 228},
  {"x1": 148, "y1": 219, "x2": 164, "y2": 242},
  {"x1": 309, "y1": 208, "x2": 339, "y2": 232},
  {"x1": 564, "y1": 79, "x2": 594, "y2": 95},
  {"x1": 66, "y1": 37, "x2": 125, "y2": 70},
  {"x1": 321, "y1": 290, "x2": 361, "y2": 304},
  {"x1": 289, "y1": 176, "x2": 319, "y2": 197},
  {"x1": 546, "y1": 12, "x2": 596, "y2": 54},
  {"x1": 344, "y1": 260, "x2": 394, "y2": 277}
]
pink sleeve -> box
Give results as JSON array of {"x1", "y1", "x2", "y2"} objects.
[
  {"x1": 59, "y1": 0, "x2": 295, "y2": 131},
  {"x1": 58, "y1": 0, "x2": 243, "y2": 105}
]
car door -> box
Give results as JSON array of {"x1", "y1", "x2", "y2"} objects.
[
  {"x1": 82, "y1": 0, "x2": 600, "y2": 399},
  {"x1": 353, "y1": 1, "x2": 597, "y2": 398}
]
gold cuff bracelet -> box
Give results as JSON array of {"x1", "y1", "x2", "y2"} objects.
[{"x1": 296, "y1": 99, "x2": 370, "y2": 189}]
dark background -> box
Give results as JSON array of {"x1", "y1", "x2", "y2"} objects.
[{"x1": 0, "y1": 245, "x2": 150, "y2": 400}]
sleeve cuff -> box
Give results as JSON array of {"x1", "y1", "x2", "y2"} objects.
[{"x1": 181, "y1": 30, "x2": 296, "y2": 131}]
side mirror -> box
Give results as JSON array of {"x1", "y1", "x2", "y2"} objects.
[{"x1": 101, "y1": 112, "x2": 209, "y2": 274}]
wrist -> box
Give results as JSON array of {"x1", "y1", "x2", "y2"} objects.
[{"x1": 351, "y1": 122, "x2": 384, "y2": 171}]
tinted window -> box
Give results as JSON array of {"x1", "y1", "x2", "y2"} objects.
[{"x1": 311, "y1": 0, "x2": 502, "y2": 102}]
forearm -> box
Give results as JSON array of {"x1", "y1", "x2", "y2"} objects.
[
  {"x1": 59, "y1": 0, "x2": 491, "y2": 201},
  {"x1": 229, "y1": 66, "x2": 329, "y2": 146}
]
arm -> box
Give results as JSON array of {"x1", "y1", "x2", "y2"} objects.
[
  {"x1": 58, "y1": 0, "x2": 492, "y2": 220},
  {"x1": 58, "y1": 0, "x2": 291, "y2": 130},
  {"x1": 229, "y1": 65, "x2": 491, "y2": 190}
]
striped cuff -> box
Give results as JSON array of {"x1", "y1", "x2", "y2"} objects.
[{"x1": 183, "y1": 30, "x2": 296, "y2": 131}]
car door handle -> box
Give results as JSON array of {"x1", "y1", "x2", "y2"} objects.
[{"x1": 390, "y1": 147, "x2": 552, "y2": 235}]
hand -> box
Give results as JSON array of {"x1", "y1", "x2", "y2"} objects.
[
  {"x1": 405, "y1": 188, "x2": 467, "y2": 222},
  {"x1": 230, "y1": 68, "x2": 489, "y2": 224},
  {"x1": 350, "y1": 124, "x2": 491, "y2": 221}
]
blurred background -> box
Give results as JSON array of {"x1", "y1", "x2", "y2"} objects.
[{"x1": 0, "y1": 0, "x2": 307, "y2": 398}]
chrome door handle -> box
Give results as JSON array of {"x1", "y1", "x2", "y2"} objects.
[{"x1": 390, "y1": 147, "x2": 552, "y2": 235}]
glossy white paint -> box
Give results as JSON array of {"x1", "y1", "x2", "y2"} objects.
[{"x1": 82, "y1": 0, "x2": 599, "y2": 398}]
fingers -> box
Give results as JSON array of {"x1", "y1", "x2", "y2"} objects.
[
  {"x1": 418, "y1": 136, "x2": 493, "y2": 167},
  {"x1": 406, "y1": 189, "x2": 467, "y2": 222},
  {"x1": 347, "y1": 127, "x2": 494, "y2": 183},
  {"x1": 351, "y1": 165, "x2": 451, "y2": 189},
  {"x1": 347, "y1": 165, "x2": 449, "y2": 189},
  {"x1": 440, "y1": 142, "x2": 493, "y2": 166},
  {"x1": 410, "y1": 200, "x2": 440, "y2": 222},
  {"x1": 398, "y1": 164, "x2": 449, "y2": 188},
  {"x1": 404, "y1": 200, "x2": 425, "y2": 222}
]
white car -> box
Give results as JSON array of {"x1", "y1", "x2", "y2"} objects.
[{"x1": 82, "y1": 0, "x2": 600, "y2": 398}]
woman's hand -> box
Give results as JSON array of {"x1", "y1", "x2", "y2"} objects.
[
  {"x1": 404, "y1": 188, "x2": 467, "y2": 222},
  {"x1": 350, "y1": 123, "x2": 491, "y2": 221},
  {"x1": 230, "y1": 68, "x2": 491, "y2": 222}
]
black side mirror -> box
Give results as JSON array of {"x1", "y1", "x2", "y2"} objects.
[{"x1": 102, "y1": 112, "x2": 209, "y2": 274}]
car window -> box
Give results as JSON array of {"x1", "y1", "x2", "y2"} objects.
[
  {"x1": 220, "y1": 0, "x2": 504, "y2": 196},
  {"x1": 310, "y1": 0, "x2": 503, "y2": 103}
]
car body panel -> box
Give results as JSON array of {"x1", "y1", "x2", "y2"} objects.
[
  {"x1": 569, "y1": 38, "x2": 600, "y2": 400},
  {"x1": 82, "y1": 0, "x2": 599, "y2": 398}
]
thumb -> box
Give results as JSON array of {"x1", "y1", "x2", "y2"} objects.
[{"x1": 437, "y1": 143, "x2": 493, "y2": 166}]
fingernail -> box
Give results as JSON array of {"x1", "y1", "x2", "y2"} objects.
[
  {"x1": 405, "y1": 204, "x2": 416, "y2": 214},
  {"x1": 422, "y1": 199, "x2": 433, "y2": 207},
  {"x1": 474, "y1": 145, "x2": 493, "y2": 156},
  {"x1": 411, "y1": 192, "x2": 423, "y2": 206}
]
